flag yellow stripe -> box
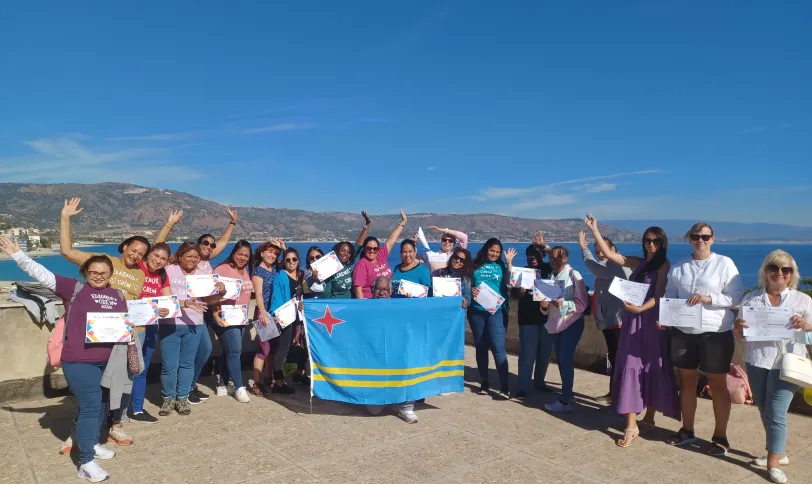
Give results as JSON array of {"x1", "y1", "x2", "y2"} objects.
[
  {"x1": 312, "y1": 359, "x2": 464, "y2": 376},
  {"x1": 313, "y1": 370, "x2": 464, "y2": 387}
]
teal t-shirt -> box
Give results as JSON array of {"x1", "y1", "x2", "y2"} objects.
[
  {"x1": 472, "y1": 261, "x2": 504, "y2": 311},
  {"x1": 391, "y1": 263, "x2": 432, "y2": 298}
]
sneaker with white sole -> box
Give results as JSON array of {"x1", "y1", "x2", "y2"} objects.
[
  {"x1": 753, "y1": 456, "x2": 790, "y2": 467},
  {"x1": 398, "y1": 410, "x2": 419, "y2": 424},
  {"x1": 544, "y1": 400, "x2": 573, "y2": 413},
  {"x1": 107, "y1": 426, "x2": 133, "y2": 446},
  {"x1": 769, "y1": 468, "x2": 787, "y2": 483},
  {"x1": 93, "y1": 444, "x2": 115, "y2": 460},
  {"x1": 216, "y1": 386, "x2": 228, "y2": 397},
  {"x1": 234, "y1": 387, "x2": 251, "y2": 403},
  {"x1": 78, "y1": 460, "x2": 109, "y2": 482},
  {"x1": 59, "y1": 435, "x2": 73, "y2": 455}
]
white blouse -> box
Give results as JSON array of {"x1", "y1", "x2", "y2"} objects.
[{"x1": 741, "y1": 288, "x2": 812, "y2": 370}]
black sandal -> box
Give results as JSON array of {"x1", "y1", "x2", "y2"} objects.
[
  {"x1": 666, "y1": 428, "x2": 696, "y2": 446},
  {"x1": 707, "y1": 436, "x2": 730, "y2": 456}
]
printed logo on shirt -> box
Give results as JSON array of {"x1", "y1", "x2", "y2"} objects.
[{"x1": 91, "y1": 293, "x2": 120, "y2": 310}]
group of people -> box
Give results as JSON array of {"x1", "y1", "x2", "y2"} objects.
[{"x1": 1, "y1": 201, "x2": 810, "y2": 484}]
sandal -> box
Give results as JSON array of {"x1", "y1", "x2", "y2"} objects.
[
  {"x1": 666, "y1": 428, "x2": 696, "y2": 446},
  {"x1": 248, "y1": 383, "x2": 264, "y2": 397},
  {"x1": 707, "y1": 436, "x2": 730, "y2": 456},
  {"x1": 616, "y1": 427, "x2": 640, "y2": 448}
]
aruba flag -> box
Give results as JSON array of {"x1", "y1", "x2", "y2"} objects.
[{"x1": 303, "y1": 298, "x2": 465, "y2": 405}]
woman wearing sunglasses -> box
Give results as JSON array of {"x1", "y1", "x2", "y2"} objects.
[
  {"x1": 304, "y1": 246, "x2": 327, "y2": 299},
  {"x1": 268, "y1": 248, "x2": 306, "y2": 394},
  {"x1": 734, "y1": 250, "x2": 812, "y2": 483},
  {"x1": 249, "y1": 240, "x2": 284, "y2": 396},
  {"x1": 585, "y1": 215, "x2": 679, "y2": 444},
  {"x1": 437, "y1": 248, "x2": 473, "y2": 309},
  {"x1": 665, "y1": 222, "x2": 744, "y2": 455},
  {"x1": 418, "y1": 225, "x2": 469, "y2": 275},
  {"x1": 352, "y1": 210, "x2": 408, "y2": 299}
]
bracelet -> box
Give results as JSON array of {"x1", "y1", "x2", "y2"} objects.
[{"x1": 229, "y1": 221, "x2": 236, "y2": 225}]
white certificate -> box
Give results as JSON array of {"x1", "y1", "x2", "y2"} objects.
[
  {"x1": 151, "y1": 295, "x2": 181, "y2": 319},
  {"x1": 474, "y1": 283, "x2": 505, "y2": 315},
  {"x1": 741, "y1": 306, "x2": 796, "y2": 341},
  {"x1": 427, "y1": 251, "x2": 451, "y2": 264},
  {"x1": 185, "y1": 274, "x2": 218, "y2": 297},
  {"x1": 417, "y1": 227, "x2": 431, "y2": 250},
  {"x1": 397, "y1": 279, "x2": 429, "y2": 298},
  {"x1": 432, "y1": 277, "x2": 461, "y2": 297},
  {"x1": 658, "y1": 298, "x2": 703, "y2": 329},
  {"x1": 253, "y1": 318, "x2": 281, "y2": 342},
  {"x1": 608, "y1": 277, "x2": 650, "y2": 307},
  {"x1": 126, "y1": 299, "x2": 159, "y2": 326},
  {"x1": 85, "y1": 312, "x2": 132, "y2": 343},
  {"x1": 509, "y1": 267, "x2": 539, "y2": 290},
  {"x1": 533, "y1": 279, "x2": 564, "y2": 301},
  {"x1": 221, "y1": 304, "x2": 248, "y2": 326},
  {"x1": 273, "y1": 298, "x2": 303, "y2": 328},
  {"x1": 310, "y1": 251, "x2": 343, "y2": 281},
  {"x1": 216, "y1": 276, "x2": 243, "y2": 300}
]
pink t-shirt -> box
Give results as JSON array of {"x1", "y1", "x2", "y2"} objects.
[
  {"x1": 352, "y1": 244, "x2": 392, "y2": 299},
  {"x1": 165, "y1": 264, "x2": 205, "y2": 326},
  {"x1": 197, "y1": 260, "x2": 213, "y2": 274},
  {"x1": 213, "y1": 264, "x2": 254, "y2": 307}
]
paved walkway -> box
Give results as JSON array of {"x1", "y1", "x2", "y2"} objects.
[{"x1": 2, "y1": 348, "x2": 811, "y2": 484}]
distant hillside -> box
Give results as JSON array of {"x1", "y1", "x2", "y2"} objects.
[
  {"x1": 0, "y1": 182, "x2": 639, "y2": 242},
  {"x1": 605, "y1": 219, "x2": 812, "y2": 243}
]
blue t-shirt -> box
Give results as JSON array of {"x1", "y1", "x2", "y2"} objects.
[
  {"x1": 391, "y1": 263, "x2": 432, "y2": 298},
  {"x1": 253, "y1": 264, "x2": 277, "y2": 309},
  {"x1": 472, "y1": 261, "x2": 504, "y2": 311}
]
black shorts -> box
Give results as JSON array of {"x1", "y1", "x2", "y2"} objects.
[{"x1": 670, "y1": 329, "x2": 734, "y2": 374}]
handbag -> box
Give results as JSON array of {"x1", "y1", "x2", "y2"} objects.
[
  {"x1": 127, "y1": 342, "x2": 140, "y2": 375},
  {"x1": 779, "y1": 347, "x2": 812, "y2": 388}
]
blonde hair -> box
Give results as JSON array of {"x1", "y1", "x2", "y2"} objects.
[
  {"x1": 758, "y1": 249, "x2": 800, "y2": 289},
  {"x1": 684, "y1": 222, "x2": 714, "y2": 241}
]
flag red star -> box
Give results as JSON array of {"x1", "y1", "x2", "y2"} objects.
[{"x1": 313, "y1": 306, "x2": 344, "y2": 336}]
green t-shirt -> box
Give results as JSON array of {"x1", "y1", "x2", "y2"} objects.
[{"x1": 324, "y1": 263, "x2": 353, "y2": 299}]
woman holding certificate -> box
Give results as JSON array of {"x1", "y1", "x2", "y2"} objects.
[
  {"x1": 664, "y1": 222, "x2": 744, "y2": 455},
  {"x1": 585, "y1": 215, "x2": 679, "y2": 445},
  {"x1": 391, "y1": 239, "x2": 432, "y2": 298},
  {"x1": 269, "y1": 248, "x2": 306, "y2": 394},
  {"x1": 437, "y1": 247, "x2": 473, "y2": 309},
  {"x1": 1, "y1": 236, "x2": 128, "y2": 482},
  {"x1": 352, "y1": 210, "x2": 408, "y2": 299},
  {"x1": 734, "y1": 250, "x2": 812, "y2": 483},
  {"x1": 469, "y1": 238, "x2": 517, "y2": 400},
  {"x1": 212, "y1": 240, "x2": 254, "y2": 403},
  {"x1": 249, "y1": 240, "x2": 284, "y2": 396}
]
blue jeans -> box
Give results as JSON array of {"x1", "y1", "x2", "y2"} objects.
[
  {"x1": 467, "y1": 307, "x2": 509, "y2": 392},
  {"x1": 192, "y1": 324, "x2": 213, "y2": 390},
  {"x1": 62, "y1": 361, "x2": 108, "y2": 465},
  {"x1": 213, "y1": 325, "x2": 245, "y2": 389},
  {"x1": 746, "y1": 364, "x2": 798, "y2": 455},
  {"x1": 159, "y1": 324, "x2": 203, "y2": 399},
  {"x1": 537, "y1": 318, "x2": 585, "y2": 404},
  {"x1": 517, "y1": 324, "x2": 554, "y2": 393},
  {"x1": 130, "y1": 326, "x2": 157, "y2": 413}
]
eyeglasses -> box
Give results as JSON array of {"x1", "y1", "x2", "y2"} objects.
[
  {"x1": 689, "y1": 234, "x2": 712, "y2": 242},
  {"x1": 365, "y1": 246, "x2": 379, "y2": 252},
  {"x1": 199, "y1": 240, "x2": 217, "y2": 248},
  {"x1": 644, "y1": 238, "x2": 662, "y2": 246},
  {"x1": 86, "y1": 271, "x2": 110, "y2": 278},
  {"x1": 374, "y1": 287, "x2": 391, "y2": 293},
  {"x1": 441, "y1": 237, "x2": 455, "y2": 244},
  {"x1": 285, "y1": 257, "x2": 299, "y2": 263},
  {"x1": 766, "y1": 264, "x2": 794, "y2": 276}
]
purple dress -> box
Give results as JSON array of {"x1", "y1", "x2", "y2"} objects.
[{"x1": 612, "y1": 264, "x2": 680, "y2": 419}]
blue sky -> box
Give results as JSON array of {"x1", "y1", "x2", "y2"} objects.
[{"x1": 1, "y1": 1, "x2": 809, "y2": 225}]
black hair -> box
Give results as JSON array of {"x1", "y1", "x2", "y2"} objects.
[
  {"x1": 473, "y1": 238, "x2": 505, "y2": 270},
  {"x1": 117, "y1": 236, "x2": 150, "y2": 254},
  {"x1": 79, "y1": 254, "x2": 114, "y2": 280},
  {"x1": 448, "y1": 248, "x2": 474, "y2": 279},
  {"x1": 331, "y1": 241, "x2": 357, "y2": 265},
  {"x1": 525, "y1": 244, "x2": 544, "y2": 263},
  {"x1": 635, "y1": 226, "x2": 669, "y2": 282},
  {"x1": 197, "y1": 233, "x2": 215, "y2": 245},
  {"x1": 218, "y1": 239, "x2": 254, "y2": 273},
  {"x1": 305, "y1": 246, "x2": 325, "y2": 270},
  {"x1": 283, "y1": 247, "x2": 304, "y2": 283},
  {"x1": 400, "y1": 239, "x2": 417, "y2": 251}
]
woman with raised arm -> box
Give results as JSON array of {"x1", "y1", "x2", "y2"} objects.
[
  {"x1": 352, "y1": 210, "x2": 408, "y2": 299},
  {"x1": 469, "y1": 239, "x2": 517, "y2": 400},
  {"x1": 734, "y1": 250, "x2": 812, "y2": 484},
  {"x1": 586, "y1": 214, "x2": 679, "y2": 444},
  {"x1": 578, "y1": 231, "x2": 632, "y2": 404},
  {"x1": 211, "y1": 240, "x2": 254, "y2": 403},
  {"x1": 152, "y1": 207, "x2": 239, "y2": 272},
  {"x1": 268, "y1": 248, "x2": 306, "y2": 394},
  {"x1": 418, "y1": 225, "x2": 469, "y2": 275},
  {"x1": 664, "y1": 222, "x2": 744, "y2": 456},
  {"x1": 322, "y1": 211, "x2": 371, "y2": 299},
  {"x1": 1, "y1": 236, "x2": 133, "y2": 483},
  {"x1": 249, "y1": 240, "x2": 284, "y2": 396}
]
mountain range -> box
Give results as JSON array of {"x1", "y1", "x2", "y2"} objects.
[
  {"x1": 605, "y1": 220, "x2": 812, "y2": 243},
  {"x1": 0, "y1": 182, "x2": 640, "y2": 243}
]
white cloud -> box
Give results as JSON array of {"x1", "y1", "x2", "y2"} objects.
[
  {"x1": 475, "y1": 170, "x2": 658, "y2": 201},
  {"x1": 581, "y1": 183, "x2": 617, "y2": 193},
  {"x1": 511, "y1": 194, "x2": 578, "y2": 211},
  {"x1": 242, "y1": 123, "x2": 313, "y2": 135},
  {"x1": 741, "y1": 126, "x2": 769, "y2": 134},
  {"x1": 426, "y1": 165, "x2": 437, "y2": 171},
  {"x1": 107, "y1": 131, "x2": 202, "y2": 141}
]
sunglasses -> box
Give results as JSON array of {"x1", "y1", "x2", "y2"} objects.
[
  {"x1": 450, "y1": 255, "x2": 466, "y2": 262},
  {"x1": 441, "y1": 237, "x2": 455, "y2": 243},
  {"x1": 766, "y1": 264, "x2": 794, "y2": 276},
  {"x1": 644, "y1": 238, "x2": 661, "y2": 246},
  {"x1": 199, "y1": 240, "x2": 217, "y2": 249},
  {"x1": 365, "y1": 246, "x2": 379, "y2": 252},
  {"x1": 285, "y1": 257, "x2": 299, "y2": 263},
  {"x1": 689, "y1": 234, "x2": 712, "y2": 242}
]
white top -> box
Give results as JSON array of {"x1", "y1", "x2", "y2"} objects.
[
  {"x1": 665, "y1": 253, "x2": 744, "y2": 334},
  {"x1": 741, "y1": 288, "x2": 812, "y2": 370}
]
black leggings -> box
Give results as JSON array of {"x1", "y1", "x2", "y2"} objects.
[
  {"x1": 602, "y1": 327, "x2": 621, "y2": 395},
  {"x1": 271, "y1": 324, "x2": 294, "y2": 380}
]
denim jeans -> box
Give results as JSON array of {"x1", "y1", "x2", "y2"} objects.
[
  {"x1": 130, "y1": 326, "x2": 157, "y2": 413},
  {"x1": 467, "y1": 307, "x2": 509, "y2": 392},
  {"x1": 159, "y1": 324, "x2": 204, "y2": 399},
  {"x1": 213, "y1": 325, "x2": 245, "y2": 389},
  {"x1": 553, "y1": 318, "x2": 585, "y2": 404},
  {"x1": 746, "y1": 364, "x2": 798, "y2": 455},
  {"x1": 516, "y1": 324, "x2": 554, "y2": 393},
  {"x1": 191, "y1": 323, "x2": 213, "y2": 390},
  {"x1": 62, "y1": 361, "x2": 108, "y2": 465}
]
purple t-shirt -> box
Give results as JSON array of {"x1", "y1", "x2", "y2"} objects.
[
  {"x1": 352, "y1": 245, "x2": 393, "y2": 299},
  {"x1": 56, "y1": 275, "x2": 128, "y2": 363}
]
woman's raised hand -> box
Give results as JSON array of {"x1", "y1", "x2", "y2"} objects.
[
  {"x1": 504, "y1": 248, "x2": 517, "y2": 264},
  {"x1": 167, "y1": 209, "x2": 183, "y2": 226},
  {"x1": 533, "y1": 231, "x2": 546, "y2": 247},
  {"x1": 584, "y1": 213, "x2": 599, "y2": 232},
  {"x1": 578, "y1": 231, "x2": 588, "y2": 250},
  {"x1": 399, "y1": 209, "x2": 407, "y2": 225},
  {"x1": 362, "y1": 210, "x2": 372, "y2": 226},
  {"x1": 0, "y1": 235, "x2": 21, "y2": 256},
  {"x1": 226, "y1": 207, "x2": 239, "y2": 223},
  {"x1": 62, "y1": 197, "x2": 84, "y2": 218}
]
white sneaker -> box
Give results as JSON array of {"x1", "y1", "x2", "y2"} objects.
[
  {"x1": 544, "y1": 400, "x2": 573, "y2": 413},
  {"x1": 769, "y1": 468, "x2": 787, "y2": 483},
  {"x1": 78, "y1": 460, "x2": 109, "y2": 482},
  {"x1": 754, "y1": 456, "x2": 789, "y2": 467},
  {"x1": 234, "y1": 387, "x2": 251, "y2": 403},
  {"x1": 216, "y1": 386, "x2": 228, "y2": 397},
  {"x1": 398, "y1": 410, "x2": 419, "y2": 424},
  {"x1": 93, "y1": 444, "x2": 115, "y2": 460}
]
